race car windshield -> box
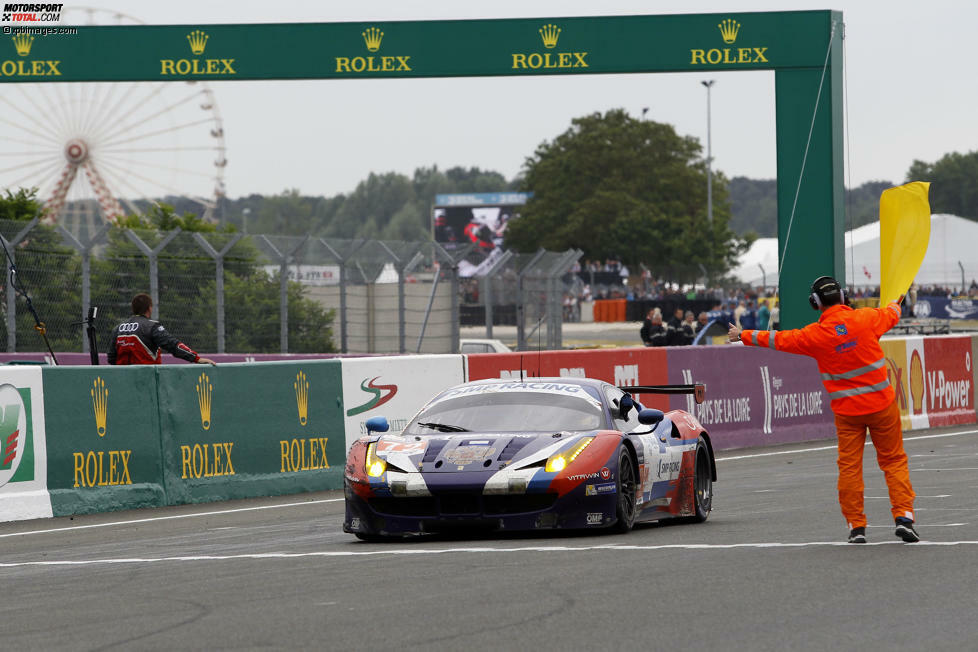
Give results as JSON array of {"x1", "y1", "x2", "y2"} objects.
[{"x1": 406, "y1": 391, "x2": 604, "y2": 434}]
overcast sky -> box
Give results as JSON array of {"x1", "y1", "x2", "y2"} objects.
[{"x1": 65, "y1": 0, "x2": 978, "y2": 199}]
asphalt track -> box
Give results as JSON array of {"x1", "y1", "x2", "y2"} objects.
[{"x1": 3, "y1": 426, "x2": 978, "y2": 651}]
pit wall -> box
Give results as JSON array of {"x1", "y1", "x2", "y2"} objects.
[{"x1": 0, "y1": 337, "x2": 974, "y2": 522}]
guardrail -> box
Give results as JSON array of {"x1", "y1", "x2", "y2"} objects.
[{"x1": 0, "y1": 335, "x2": 974, "y2": 522}]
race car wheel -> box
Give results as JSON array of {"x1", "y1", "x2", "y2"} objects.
[
  {"x1": 689, "y1": 441, "x2": 713, "y2": 523},
  {"x1": 612, "y1": 445, "x2": 637, "y2": 533}
]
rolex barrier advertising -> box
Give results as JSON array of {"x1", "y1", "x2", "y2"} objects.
[
  {"x1": 341, "y1": 355, "x2": 466, "y2": 451},
  {"x1": 879, "y1": 335, "x2": 976, "y2": 431},
  {"x1": 156, "y1": 361, "x2": 345, "y2": 505},
  {"x1": 0, "y1": 367, "x2": 52, "y2": 522},
  {"x1": 41, "y1": 366, "x2": 166, "y2": 516}
]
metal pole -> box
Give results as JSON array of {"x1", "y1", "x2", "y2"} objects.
[
  {"x1": 416, "y1": 265, "x2": 441, "y2": 353},
  {"x1": 758, "y1": 263, "x2": 766, "y2": 291},
  {"x1": 450, "y1": 263, "x2": 460, "y2": 354},
  {"x1": 5, "y1": 245, "x2": 14, "y2": 352},
  {"x1": 517, "y1": 249, "x2": 547, "y2": 351},
  {"x1": 320, "y1": 238, "x2": 366, "y2": 354},
  {"x1": 193, "y1": 233, "x2": 242, "y2": 354},
  {"x1": 702, "y1": 79, "x2": 715, "y2": 226},
  {"x1": 280, "y1": 258, "x2": 288, "y2": 353},
  {"x1": 58, "y1": 223, "x2": 109, "y2": 353},
  {"x1": 2, "y1": 219, "x2": 40, "y2": 351},
  {"x1": 483, "y1": 275, "x2": 493, "y2": 339},
  {"x1": 82, "y1": 253, "x2": 91, "y2": 352},
  {"x1": 126, "y1": 228, "x2": 180, "y2": 320},
  {"x1": 959, "y1": 261, "x2": 966, "y2": 295},
  {"x1": 481, "y1": 250, "x2": 513, "y2": 340}
]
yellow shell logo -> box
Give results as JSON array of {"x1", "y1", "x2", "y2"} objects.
[
  {"x1": 91, "y1": 377, "x2": 108, "y2": 437},
  {"x1": 196, "y1": 372, "x2": 212, "y2": 430}
]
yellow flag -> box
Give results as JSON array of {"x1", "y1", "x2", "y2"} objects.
[{"x1": 879, "y1": 181, "x2": 931, "y2": 307}]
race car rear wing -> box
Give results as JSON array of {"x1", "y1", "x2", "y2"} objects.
[{"x1": 618, "y1": 383, "x2": 706, "y2": 404}]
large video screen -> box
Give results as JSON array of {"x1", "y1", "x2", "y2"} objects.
[{"x1": 433, "y1": 192, "x2": 531, "y2": 277}]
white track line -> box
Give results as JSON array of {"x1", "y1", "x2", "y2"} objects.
[
  {"x1": 0, "y1": 498, "x2": 343, "y2": 539},
  {"x1": 718, "y1": 428, "x2": 978, "y2": 462},
  {"x1": 3, "y1": 541, "x2": 978, "y2": 568}
]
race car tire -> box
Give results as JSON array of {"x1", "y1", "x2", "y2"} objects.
[
  {"x1": 611, "y1": 445, "x2": 637, "y2": 533},
  {"x1": 688, "y1": 440, "x2": 713, "y2": 523}
]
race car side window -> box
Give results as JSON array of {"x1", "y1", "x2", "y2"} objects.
[{"x1": 603, "y1": 386, "x2": 642, "y2": 433}]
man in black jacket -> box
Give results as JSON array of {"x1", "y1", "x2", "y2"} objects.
[
  {"x1": 108, "y1": 293, "x2": 216, "y2": 365},
  {"x1": 639, "y1": 309, "x2": 669, "y2": 347}
]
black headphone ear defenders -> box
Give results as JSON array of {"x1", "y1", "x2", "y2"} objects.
[{"x1": 809, "y1": 276, "x2": 844, "y2": 310}]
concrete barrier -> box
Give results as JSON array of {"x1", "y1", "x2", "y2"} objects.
[
  {"x1": 42, "y1": 366, "x2": 166, "y2": 516},
  {"x1": 3, "y1": 332, "x2": 974, "y2": 523},
  {"x1": 155, "y1": 361, "x2": 345, "y2": 505},
  {"x1": 0, "y1": 367, "x2": 52, "y2": 521}
]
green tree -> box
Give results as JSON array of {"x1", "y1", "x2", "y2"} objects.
[
  {"x1": 0, "y1": 188, "x2": 82, "y2": 352},
  {"x1": 728, "y1": 178, "x2": 896, "y2": 237},
  {"x1": 907, "y1": 151, "x2": 978, "y2": 220},
  {"x1": 505, "y1": 109, "x2": 750, "y2": 283},
  {"x1": 93, "y1": 202, "x2": 335, "y2": 354}
]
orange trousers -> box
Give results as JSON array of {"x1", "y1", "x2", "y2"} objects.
[{"x1": 834, "y1": 400, "x2": 915, "y2": 529}]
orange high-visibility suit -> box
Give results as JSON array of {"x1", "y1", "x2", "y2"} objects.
[{"x1": 739, "y1": 301, "x2": 914, "y2": 529}]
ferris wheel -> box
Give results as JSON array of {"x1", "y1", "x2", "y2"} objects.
[{"x1": 0, "y1": 6, "x2": 227, "y2": 239}]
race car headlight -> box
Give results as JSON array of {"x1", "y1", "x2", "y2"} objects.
[
  {"x1": 545, "y1": 436, "x2": 594, "y2": 473},
  {"x1": 365, "y1": 443, "x2": 387, "y2": 477}
]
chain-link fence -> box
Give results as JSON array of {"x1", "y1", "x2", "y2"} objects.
[
  {"x1": 460, "y1": 248, "x2": 583, "y2": 350},
  {"x1": 0, "y1": 218, "x2": 579, "y2": 355}
]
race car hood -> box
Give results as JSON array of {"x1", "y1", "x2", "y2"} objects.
[{"x1": 373, "y1": 432, "x2": 583, "y2": 473}]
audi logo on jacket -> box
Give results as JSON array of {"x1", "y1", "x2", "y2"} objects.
[{"x1": 107, "y1": 315, "x2": 200, "y2": 365}]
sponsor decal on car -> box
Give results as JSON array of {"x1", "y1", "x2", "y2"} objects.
[
  {"x1": 599, "y1": 466, "x2": 611, "y2": 480},
  {"x1": 443, "y1": 445, "x2": 495, "y2": 466},
  {"x1": 585, "y1": 482, "x2": 617, "y2": 496},
  {"x1": 586, "y1": 512, "x2": 603, "y2": 525},
  {"x1": 376, "y1": 438, "x2": 428, "y2": 456},
  {"x1": 567, "y1": 471, "x2": 600, "y2": 481}
]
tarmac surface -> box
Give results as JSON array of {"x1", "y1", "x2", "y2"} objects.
[{"x1": 2, "y1": 425, "x2": 978, "y2": 651}]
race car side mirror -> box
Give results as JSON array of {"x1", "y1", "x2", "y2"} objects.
[
  {"x1": 365, "y1": 416, "x2": 390, "y2": 434},
  {"x1": 637, "y1": 409, "x2": 664, "y2": 425}
]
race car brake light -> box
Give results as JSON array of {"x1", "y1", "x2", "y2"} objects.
[
  {"x1": 365, "y1": 442, "x2": 387, "y2": 477},
  {"x1": 545, "y1": 436, "x2": 594, "y2": 473}
]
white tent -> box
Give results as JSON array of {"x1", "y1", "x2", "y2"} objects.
[{"x1": 733, "y1": 214, "x2": 978, "y2": 291}]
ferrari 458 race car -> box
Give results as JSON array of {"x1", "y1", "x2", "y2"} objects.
[{"x1": 343, "y1": 377, "x2": 716, "y2": 540}]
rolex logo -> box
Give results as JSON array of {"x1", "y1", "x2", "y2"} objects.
[
  {"x1": 91, "y1": 377, "x2": 108, "y2": 437},
  {"x1": 294, "y1": 371, "x2": 309, "y2": 427},
  {"x1": 718, "y1": 19, "x2": 740, "y2": 44},
  {"x1": 196, "y1": 372, "x2": 212, "y2": 430},
  {"x1": 362, "y1": 27, "x2": 383, "y2": 52},
  {"x1": 539, "y1": 23, "x2": 561, "y2": 49},
  {"x1": 12, "y1": 34, "x2": 34, "y2": 57},
  {"x1": 187, "y1": 29, "x2": 209, "y2": 55}
]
